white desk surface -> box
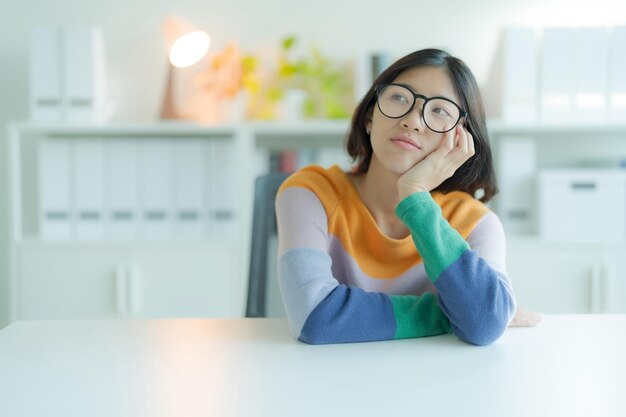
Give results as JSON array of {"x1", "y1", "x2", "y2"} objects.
[{"x1": 0, "y1": 315, "x2": 625, "y2": 417}]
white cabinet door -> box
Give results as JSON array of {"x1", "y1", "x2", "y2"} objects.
[
  {"x1": 18, "y1": 246, "x2": 124, "y2": 319},
  {"x1": 129, "y1": 247, "x2": 238, "y2": 318},
  {"x1": 507, "y1": 241, "x2": 599, "y2": 313},
  {"x1": 17, "y1": 243, "x2": 242, "y2": 320}
]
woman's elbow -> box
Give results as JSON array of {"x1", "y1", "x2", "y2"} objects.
[
  {"x1": 297, "y1": 333, "x2": 330, "y2": 345},
  {"x1": 295, "y1": 324, "x2": 339, "y2": 345},
  {"x1": 284, "y1": 317, "x2": 333, "y2": 345},
  {"x1": 455, "y1": 311, "x2": 510, "y2": 346}
]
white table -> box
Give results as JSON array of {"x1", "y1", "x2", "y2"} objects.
[{"x1": 0, "y1": 315, "x2": 625, "y2": 417}]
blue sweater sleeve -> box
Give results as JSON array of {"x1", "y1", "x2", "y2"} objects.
[{"x1": 396, "y1": 192, "x2": 516, "y2": 345}]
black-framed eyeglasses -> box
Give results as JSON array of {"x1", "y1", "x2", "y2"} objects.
[{"x1": 375, "y1": 83, "x2": 467, "y2": 133}]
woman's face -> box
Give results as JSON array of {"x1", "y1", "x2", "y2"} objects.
[{"x1": 366, "y1": 66, "x2": 463, "y2": 175}]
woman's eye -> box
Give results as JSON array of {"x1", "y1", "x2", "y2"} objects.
[
  {"x1": 390, "y1": 94, "x2": 409, "y2": 103},
  {"x1": 432, "y1": 107, "x2": 452, "y2": 117}
]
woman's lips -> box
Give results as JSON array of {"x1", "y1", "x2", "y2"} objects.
[{"x1": 391, "y1": 137, "x2": 421, "y2": 150}]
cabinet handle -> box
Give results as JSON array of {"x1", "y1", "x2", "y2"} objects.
[
  {"x1": 590, "y1": 262, "x2": 602, "y2": 313},
  {"x1": 115, "y1": 263, "x2": 128, "y2": 315},
  {"x1": 601, "y1": 260, "x2": 613, "y2": 313},
  {"x1": 127, "y1": 262, "x2": 140, "y2": 314}
]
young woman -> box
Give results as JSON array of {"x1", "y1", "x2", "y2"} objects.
[{"x1": 276, "y1": 48, "x2": 538, "y2": 346}]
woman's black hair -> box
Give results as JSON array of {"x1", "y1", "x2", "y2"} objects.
[{"x1": 346, "y1": 48, "x2": 498, "y2": 203}]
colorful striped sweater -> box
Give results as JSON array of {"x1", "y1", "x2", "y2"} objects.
[{"x1": 276, "y1": 164, "x2": 516, "y2": 346}]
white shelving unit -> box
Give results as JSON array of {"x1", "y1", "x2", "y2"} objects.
[
  {"x1": 489, "y1": 121, "x2": 626, "y2": 314},
  {"x1": 6, "y1": 121, "x2": 258, "y2": 322},
  {"x1": 6, "y1": 119, "x2": 626, "y2": 323}
]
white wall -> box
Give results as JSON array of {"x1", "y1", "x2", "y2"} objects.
[{"x1": 1, "y1": 0, "x2": 625, "y2": 327}]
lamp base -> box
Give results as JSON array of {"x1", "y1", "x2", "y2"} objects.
[{"x1": 159, "y1": 62, "x2": 177, "y2": 119}]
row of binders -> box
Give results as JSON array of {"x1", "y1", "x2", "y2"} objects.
[
  {"x1": 502, "y1": 26, "x2": 626, "y2": 123},
  {"x1": 39, "y1": 137, "x2": 237, "y2": 240}
]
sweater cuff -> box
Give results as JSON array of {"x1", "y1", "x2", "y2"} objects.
[{"x1": 395, "y1": 192, "x2": 438, "y2": 228}]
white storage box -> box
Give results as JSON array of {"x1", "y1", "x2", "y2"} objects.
[{"x1": 538, "y1": 169, "x2": 626, "y2": 243}]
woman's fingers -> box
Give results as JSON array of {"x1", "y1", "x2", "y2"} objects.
[
  {"x1": 467, "y1": 127, "x2": 475, "y2": 155},
  {"x1": 458, "y1": 124, "x2": 468, "y2": 153},
  {"x1": 453, "y1": 125, "x2": 461, "y2": 148},
  {"x1": 455, "y1": 124, "x2": 474, "y2": 162},
  {"x1": 433, "y1": 126, "x2": 456, "y2": 158},
  {"x1": 429, "y1": 124, "x2": 475, "y2": 177}
]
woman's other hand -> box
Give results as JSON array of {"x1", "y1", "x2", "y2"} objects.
[{"x1": 508, "y1": 308, "x2": 542, "y2": 327}]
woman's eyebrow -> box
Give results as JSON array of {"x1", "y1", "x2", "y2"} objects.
[
  {"x1": 395, "y1": 83, "x2": 419, "y2": 93},
  {"x1": 395, "y1": 83, "x2": 454, "y2": 101}
]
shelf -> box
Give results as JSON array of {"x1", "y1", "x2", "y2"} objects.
[
  {"x1": 9, "y1": 121, "x2": 238, "y2": 137},
  {"x1": 9, "y1": 119, "x2": 351, "y2": 136},
  {"x1": 506, "y1": 234, "x2": 626, "y2": 249},
  {"x1": 250, "y1": 119, "x2": 349, "y2": 135},
  {"x1": 16, "y1": 237, "x2": 239, "y2": 252},
  {"x1": 488, "y1": 120, "x2": 626, "y2": 136}
]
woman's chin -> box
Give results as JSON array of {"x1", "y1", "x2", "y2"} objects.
[
  {"x1": 386, "y1": 158, "x2": 424, "y2": 176},
  {"x1": 370, "y1": 153, "x2": 424, "y2": 176}
]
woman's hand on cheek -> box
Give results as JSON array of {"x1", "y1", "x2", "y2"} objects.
[{"x1": 397, "y1": 123, "x2": 475, "y2": 200}]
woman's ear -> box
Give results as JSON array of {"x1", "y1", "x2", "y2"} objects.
[{"x1": 365, "y1": 106, "x2": 375, "y2": 134}]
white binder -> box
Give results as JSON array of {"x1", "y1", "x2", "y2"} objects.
[
  {"x1": 74, "y1": 139, "x2": 105, "y2": 239},
  {"x1": 138, "y1": 139, "x2": 172, "y2": 239},
  {"x1": 39, "y1": 138, "x2": 73, "y2": 239},
  {"x1": 496, "y1": 137, "x2": 537, "y2": 235},
  {"x1": 106, "y1": 138, "x2": 139, "y2": 239},
  {"x1": 63, "y1": 26, "x2": 106, "y2": 123},
  {"x1": 574, "y1": 27, "x2": 609, "y2": 122},
  {"x1": 30, "y1": 27, "x2": 63, "y2": 122},
  {"x1": 610, "y1": 26, "x2": 626, "y2": 121},
  {"x1": 540, "y1": 27, "x2": 576, "y2": 122},
  {"x1": 208, "y1": 139, "x2": 237, "y2": 240},
  {"x1": 172, "y1": 139, "x2": 206, "y2": 239},
  {"x1": 502, "y1": 27, "x2": 537, "y2": 122}
]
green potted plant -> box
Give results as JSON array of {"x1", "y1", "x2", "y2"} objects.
[{"x1": 276, "y1": 35, "x2": 354, "y2": 119}]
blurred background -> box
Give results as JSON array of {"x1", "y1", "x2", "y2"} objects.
[{"x1": 2, "y1": 0, "x2": 626, "y2": 328}]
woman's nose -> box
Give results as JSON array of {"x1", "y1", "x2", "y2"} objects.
[{"x1": 400, "y1": 105, "x2": 425, "y2": 132}]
